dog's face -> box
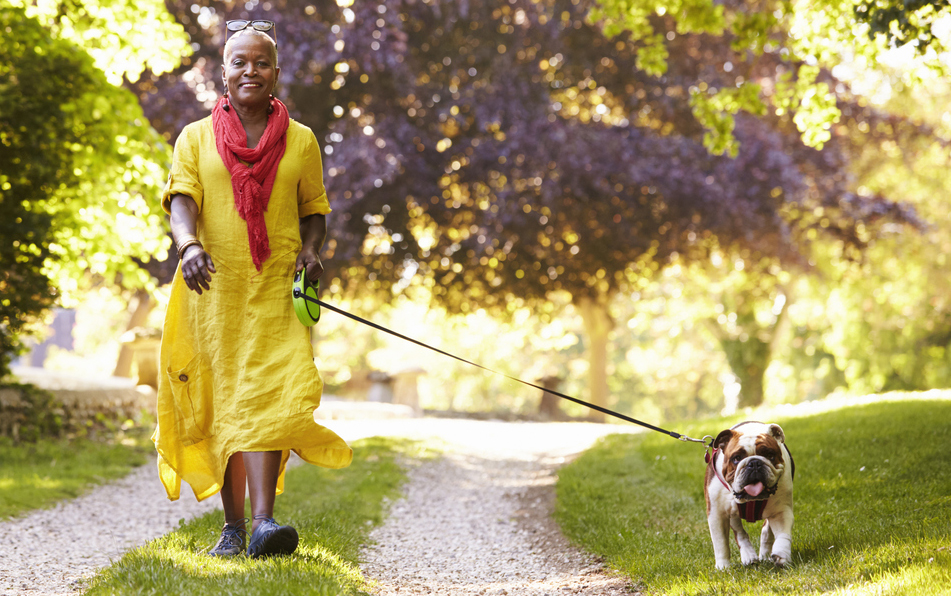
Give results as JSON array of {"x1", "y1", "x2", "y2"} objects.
[{"x1": 713, "y1": 422, "x2": 788, "y2": 503}]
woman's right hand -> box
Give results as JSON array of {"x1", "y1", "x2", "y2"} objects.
[{"x1": 181, "y1": 245, "x2": 216, "y2": 295}]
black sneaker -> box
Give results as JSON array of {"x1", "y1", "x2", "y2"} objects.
[
  {"x1": 246, "y1": 516, "x2": 299, "y2": 559},
  {"x1": 208, "y1": 518, "x2": 248, "y2": 557}
]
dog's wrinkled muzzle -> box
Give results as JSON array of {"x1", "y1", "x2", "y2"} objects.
[{"x1": 733, "y1": 457, "x2": 783, "y2": 502}]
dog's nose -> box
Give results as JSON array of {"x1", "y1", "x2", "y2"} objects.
[{"x1": 747, "y1": 459, "x2": 763, "y2": 470}]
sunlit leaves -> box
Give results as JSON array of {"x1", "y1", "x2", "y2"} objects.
[
  {"x1": 588, "y1": 0, "x2": 726, "y2": 75},
  {"x1": 855, "y1": 0, "x2": 951, "y2": 54},
  {"x1": 7, "y1": 0, "x2": 190, "y2": 84},
  {"x1": 689, "y1": 83, "x2": 766, "y2": 156},
  {"x1": 588, "y1": 0, "x2": 945, "y2": 154},
  {"x1": 792, "y1": 81, "x2": 951, "y2": 395},
  {"x1": 0, "y1": 5, "x2": 176, "y2": 375}
]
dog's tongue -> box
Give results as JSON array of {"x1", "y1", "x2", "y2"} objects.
[{"x1": 744, "y1": 482, "x2": 765, "y2": 497}]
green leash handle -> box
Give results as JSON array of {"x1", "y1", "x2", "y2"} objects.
[{"x1": 292, "y1": 271, "x2": 321, "y2": 326}]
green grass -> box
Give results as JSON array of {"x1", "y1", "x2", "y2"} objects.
[
  {"x1": 82, "y1": 437, "x2": 425, "y2": 596},
  {"x1": 556, "y1": 398, "x2": 951, "y2": 595},
  {"x1": 0, "y1": 432, "x2": 151, "y2": 519}
]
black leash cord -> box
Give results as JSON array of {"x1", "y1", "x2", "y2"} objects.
[{"x1": 314, "y1": 298, "x2": 707, "y2": 443}]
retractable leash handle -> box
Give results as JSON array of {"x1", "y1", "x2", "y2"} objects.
[
  {"x1": 292, "y1": 271, "x2": 321, "y2": 326},
  {"x1": 312, "y1": 297, "x2": 711, "y2": 445}
]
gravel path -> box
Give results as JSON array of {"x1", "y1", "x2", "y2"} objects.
[
  {"x1": 0, "y1": 461, "x2": 220, "y2": 596},
  {"x1": 332, "y1": 418, "x2": 641, "y2": 595},
  {"x1": 0, "y1": 418, "x2": 641, "y2": 595}
]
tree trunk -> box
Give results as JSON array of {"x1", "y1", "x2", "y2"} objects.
[
  {"x1": 720, "y1": 337, "x2": 770, "y2": 408},
  {"x1": 577, "y1": 295, "x2": 613, "y2": 423},
  {"x1": 113, "y1": 289, "x2": 153, "y2": 378},
  {"x1": 716, "y1": 289, "x2": 791, "y2": 409},
  {"x1": 537, "y1": 375, "x2": 564, "y2": 420}
]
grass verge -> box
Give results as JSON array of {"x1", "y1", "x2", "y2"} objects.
[
  {"x1": 0, "y1": 431, "x2": 151, "y2": 519},
  {"x1": 556, "y1": 398, "x2": 951, "y2": 595},
  {"x1": 82, "y1": 437, "x2": 424, "y2": 596}
]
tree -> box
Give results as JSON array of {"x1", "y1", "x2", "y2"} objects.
[
  {"x1": 854, "y1": 0, "x2": 951, "y2": 54},
  {"x1": 589, "y1": 0, "x2": 951, "y2": 156},
  {"x1": 136, "y1": 0, "x2": 920, "y2": 414},
  {"x1": 779, "y1": 72, "x2": 951, "y2": 396},
  {"x1": 0, "y1": 2, "x2": 189, "y2": 377}
]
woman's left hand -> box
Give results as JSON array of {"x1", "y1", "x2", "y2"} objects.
[
  {"x1": 295, "y1": 247, "x2": 324, "y2": 283},
  {"x1": 297, "y1": 213, "x2": 327, "y2": 283}
]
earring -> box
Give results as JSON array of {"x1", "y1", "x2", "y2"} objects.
[{"x1": 222, "y1": 93, "x2": 230, "y2": 111}]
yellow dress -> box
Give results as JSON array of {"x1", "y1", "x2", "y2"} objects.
[{"x1": 154, "y1": 116, "x2": 352, "y2": 502}]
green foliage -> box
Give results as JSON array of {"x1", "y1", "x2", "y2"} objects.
[
  {"x1": 589, "y1": 0, "x2": 917, "y2": 153},
  {"x1": 84, "y1": 438, "x2": 418, "y2": 596},
  {"x1": 7, "y1": 0, "x2": 189, "y2": 84},
  {"x1": 556, "y1": 397, "x2": 951, "y2": 594},
  {"x1": 589, "y1": 0, "x2": 726, "y2": 70},
  {"x1": 0, "y1": 7, "x2": 63, "y2": 374},
  {"x1": 0, "y1": 2, "x2": 184, "y2": 375},
  {"x1": 772, "y1": 75, "x2": 951, "y2": 398},
  {"x1": 0, "y1": 431, "x2": 151, "y2": 519},
  {"x1": 790, "y1": 232, "x2": 951, "y2": 395},
  {"x1": 855, "y1": 0, "x2": 951, "y2": 54},
  {"x1": 689, "y1": 83, "x2": 767, "y2": 157}
]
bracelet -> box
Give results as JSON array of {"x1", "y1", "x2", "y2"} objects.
[{"x1": 177, "y1": 237, "x2": 203, "y2": 261}]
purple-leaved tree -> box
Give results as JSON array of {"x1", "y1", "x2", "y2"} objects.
[{"x1": 136, "y1": 0, "x2": 921, "y2": 413}]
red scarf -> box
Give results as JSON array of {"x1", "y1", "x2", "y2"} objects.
[{"x1": 212, "y1": 95, "x2": 289, "y2": 271}]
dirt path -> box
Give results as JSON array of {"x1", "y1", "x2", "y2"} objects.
[{"x1": 330, "y1": 418, "x2": 641, "y2": 595}]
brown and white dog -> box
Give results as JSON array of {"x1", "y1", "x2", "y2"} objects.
[{"x1": 704, "y1": 421, "x2": 795, "y2": 569}]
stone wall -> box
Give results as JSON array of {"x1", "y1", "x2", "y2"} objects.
[{"x1": 1, "y1": 367, "x2": 156, "y2": 441}]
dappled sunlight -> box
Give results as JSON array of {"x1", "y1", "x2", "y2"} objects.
[
  {"x1": 296, "y1": 542, "x2": 366, "y2": 583},
  {"x1": 806, "y1": 538, "x2": 951, "y2": 595},
  {"x1": 821, "y1": 557, "x2": 951, "y2": 595},
  {"x1": 0, "y1": 437, "x2": 152, "y2": 519},
  {"x1": 139, "y1": 533, "x2": 234, "y2": 576},
  {"x1": 27, "y1": 475, "x2": 64, "y2": 490},
  {"x1": 124, "y1": 537, "x2": 368, "y2": 590}
]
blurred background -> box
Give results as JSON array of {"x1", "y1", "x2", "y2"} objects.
[{"x1": 4, "y1": 0, "x2": 951, "y2": 430}]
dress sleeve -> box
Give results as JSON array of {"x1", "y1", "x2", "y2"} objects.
[
  {"x1": 161, "y1": 124, "x2": 204, "y2": 215},
  {"x1": 297, "y1": 129, "x2": 331, "y2": 218}
]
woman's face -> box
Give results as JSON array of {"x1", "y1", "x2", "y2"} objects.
[{"x1": 222, "y1": 34, "x2": 280, "y2": 110}]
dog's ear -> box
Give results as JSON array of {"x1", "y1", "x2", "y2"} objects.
[
  {"x1": 713, "y1": 429, "x2": 736, "y2": 450},
  {"x1": 768, "y1": 424, "x2": 786, "y2": 444}
]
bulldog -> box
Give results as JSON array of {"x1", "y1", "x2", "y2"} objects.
[{"x1": 704, "y1": 421, "x2": 795, "y2": 570}]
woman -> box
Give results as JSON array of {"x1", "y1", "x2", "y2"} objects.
[{"x1": 155, "y1": 22, "x2": 352, "y2": 559}]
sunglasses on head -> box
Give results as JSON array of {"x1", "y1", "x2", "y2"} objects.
[{"x1": 226, "y1": 19, "x2": 277, "y2": 43}]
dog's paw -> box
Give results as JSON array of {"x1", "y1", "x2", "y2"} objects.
[
  {"x1": 770, "y1": 553, "x2": 788, "y2": 568},
  {"x1": 715, "y1": 559, "x2": 731, "y2": 570},
  {"x1": 741, "y1": 551, "x2": 758, "y2": 566}
]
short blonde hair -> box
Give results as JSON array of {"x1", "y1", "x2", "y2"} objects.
[{"x1": 224, "y1": 29, "x2": 278, "y2": 67}]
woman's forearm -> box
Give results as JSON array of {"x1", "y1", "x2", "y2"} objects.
[
  {"x1": 169, "y1": 193, "x2": 215, "y2": 292},
  {"x1": 299, "y1": 213, "x2": 327, "y2": 253},
  {"x1": 169, "y1": 194, "x2": 200, "y2": 245}
]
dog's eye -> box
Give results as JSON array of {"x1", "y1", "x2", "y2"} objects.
[{"x1": 731, "y1": 455, "x2": 742, "y2": 464}]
